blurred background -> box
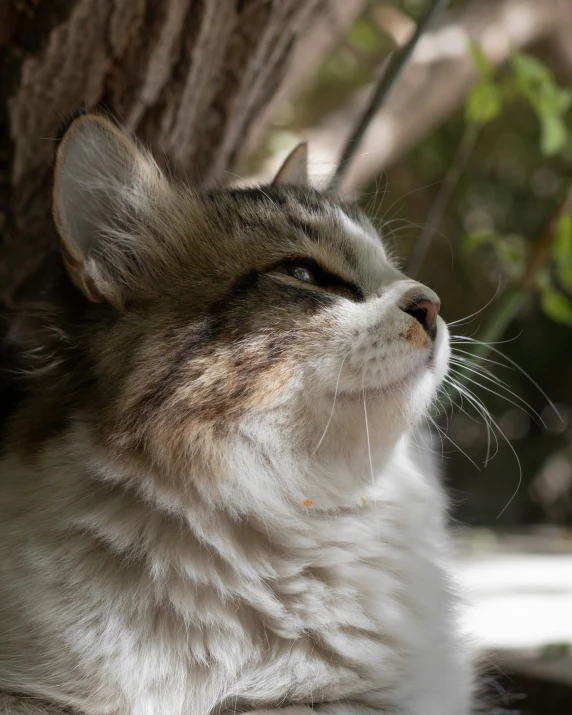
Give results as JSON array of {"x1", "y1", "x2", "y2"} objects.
[{"x1": 241, "y1": 2, "x2": 572, "y2": 709}]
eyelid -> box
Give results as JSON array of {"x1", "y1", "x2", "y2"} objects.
[
  {"x1": 271, "y1": 262, "x2": 309, "y2": 278},
  {"x1": 266, "y1": 257, "x2": 364, "y2": 301}
]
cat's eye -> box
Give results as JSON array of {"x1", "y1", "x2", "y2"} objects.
[
  {"x1": 266, "y1": 258, "x2": 364, "y2": 302},
  {"x1": 288, "y1": 265, "x2": 315, "y2": 284},
  {"x1": 270, "y1": 260, "x2": 318, "y2": 286}
]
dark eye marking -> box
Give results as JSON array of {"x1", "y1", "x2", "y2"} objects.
[{"x1": 266, "y1": 258, "x2": 364, "y2": 301}]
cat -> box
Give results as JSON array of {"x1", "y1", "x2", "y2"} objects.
[{"x1": 0, "y1": 114, "x2": 474, "y2": 715}]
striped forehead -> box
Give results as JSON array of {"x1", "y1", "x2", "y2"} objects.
[
  {"x1": 216, "y1": 186, "x2": 390, "y2": 279},
  {"x1": 332, "y1": 207, "x2": 386, "y2": 258},
  {"x1": 286, "y1": 189, "x2": 392, "y2": 289}
]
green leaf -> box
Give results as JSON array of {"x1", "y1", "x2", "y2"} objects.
[
  {"x1": 465, "y1": 82, "x2": 502, "y2": 125},
  {"x1": 536, "y1": 269, "x2": 552, "y2": 292},
  {"x1": 540, "y1": 113, "x2": 569, "y2": 156},
  {"x1": 463, "y1": 232, "x2": 527, "y2": 277},
  {"x1": 462, "y1": 231, "x2": 496, "y2": 250},
  {"x1": 553, "y1": 213, "x2": 572, "y2": 290},
  {"x1": 468, "y1": 39, "x2": 494, "y2": 78},
  {"x1": 552, "y1": 87, "x2": 572, "y2": 115},
  {"x1": 540, "y1": 287, "x2": 572, "y2": 328},
  {"x1": 347, "y1": 19, "x2": 385, "y2": 52},
  {"x1": 510, "y1": 51, "x2": 552, "y2": 84},
  {"x1": 496, "y1": 235, "x2": 528, "y2": 275},
  {"x1": 509, "y1": 50, "x2": 571, "y2": 156}
]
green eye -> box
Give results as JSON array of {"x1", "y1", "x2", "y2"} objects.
[{"x1": 288, "y1": 265, "x2": 314, "y2": 283}]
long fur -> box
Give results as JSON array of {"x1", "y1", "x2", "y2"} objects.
[{"x1": 0, "y1": 116, "x2": 474, "y2": 715}]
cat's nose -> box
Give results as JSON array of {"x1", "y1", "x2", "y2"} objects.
[{"x1": 399, "y1": 285, "x2": 440, "y2": 341}]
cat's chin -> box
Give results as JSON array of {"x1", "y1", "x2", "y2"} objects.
[{"x1": 329, "y1": 361, "x2": 436, "y2": 402}]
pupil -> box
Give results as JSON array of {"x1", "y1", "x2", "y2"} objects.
[{"x1": 290, "y1": 266, "x2": 311, "y2": 282}]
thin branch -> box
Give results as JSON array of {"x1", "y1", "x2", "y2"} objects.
[
  {"x1": 520, "y1": 187, "x2": 572, "y2": 292},
  {"x1": 329, "y1": 0, "x2": 450, "y2": 191},
  {"x1": 433, "y1": 186, "x2": 572, "y2": 421},
  {"x1": 408, "y1": 122, "x2": 480, "y2": 278},
  {"x1": 454, "y1": 184, "x2": 572, "y2": 371},
  {"x1": 465, "y1": 289, "x2": 527, "y2": 363}
]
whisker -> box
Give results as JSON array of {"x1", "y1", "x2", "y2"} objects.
[
  {"x1": 376, "y1": 179, "x2": 443, "y2": 229},
  {"x1": 444, "y1": 376, "x2": 498, "y2": 465},
  {"x1": 448, "y1": 375, "x2": 523, "y2": 518},
  {"x1": 312, "y1": 350, "x2": 351, "y2": 455},
  {"x1": 448, "y1": 362, "x2": 544, "y2": 426},
  {"x1": 451, "y1": 337, "x2": 561, "y2": 420},
  {"x1": 446, "y1": 280, "x2": 502, "y2": 328},
  {"x1": 450, "y1": 333, "x2": 523, "y2": 347},
  {"x1": 392, "y1": 380, "x2": 444, "y2": 457},
  {"x1": 362, "y1": 372, "x2": 378, "y2": 522},
  {"x1": 449, "y1": 357, "x2": 514, "y2": 395},
  {"x1": 426, "y1": 412, "x2": 482, "y2": 470},
  {"x1": 440, "y1": 383, "x2": 490, "y2": 428},
  {"x1": 449, "y1": 347, "x2": 513, "y2": 369}
]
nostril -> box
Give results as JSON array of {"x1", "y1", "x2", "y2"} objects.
[
  {"x1": 401, "y1": 297, "x2": 440, "y2": 340},
  {"x1": 407, "y1": 305, "x2": 428, "y2": 326}
]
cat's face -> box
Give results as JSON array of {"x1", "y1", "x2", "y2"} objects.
[{"x1": 49, "y1": 115, "x2": 449, "y2": 497}]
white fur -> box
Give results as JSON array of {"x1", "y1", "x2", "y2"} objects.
[{"x1": 0, "y1": 214, "x2": 474, "y2": 714}]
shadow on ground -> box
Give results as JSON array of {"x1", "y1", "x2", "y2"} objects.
[{"x1": 491, "y1": 668, "x2": 572, "y2": 714}]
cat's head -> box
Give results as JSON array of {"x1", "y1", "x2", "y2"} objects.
[{"x1": 45, "y1": 114, "x2": 449, "y2": 508}]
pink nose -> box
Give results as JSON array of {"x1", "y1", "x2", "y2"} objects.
[{"x1": 400, "y1": 295, "x2": 440, "y2": 341}]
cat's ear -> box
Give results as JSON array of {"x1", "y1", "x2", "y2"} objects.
[
  {"x1": 53, "y1": 114, "x2": 170, "y2": 308},
  {"x1": 271, "y1": 143, "x2": 308, "y2": 187}
]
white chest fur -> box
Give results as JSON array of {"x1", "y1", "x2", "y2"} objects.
[{"x1": 0, "y1": 431, "x2": 472, "y2": 715}]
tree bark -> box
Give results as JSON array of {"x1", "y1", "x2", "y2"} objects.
[{"x1": 0, "y1": 0, "x2": 364, "y2": 306}]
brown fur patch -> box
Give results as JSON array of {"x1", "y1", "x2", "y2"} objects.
[
  {"x1": 402, "y1": 322, "x2": 431, "y2": 349},
  {"x1": 5, "y1": 118, "x2": 386, "y2": 482}
]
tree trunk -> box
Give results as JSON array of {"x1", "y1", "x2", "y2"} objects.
[{"x1": 0, "y1": 0, "x2": 364, "y2": 306}]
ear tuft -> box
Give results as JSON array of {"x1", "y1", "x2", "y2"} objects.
[
  {"x1": 272, "y1": 142, "x2": 309, "y2": 187},
  {"x1": 52, "y1": 114, "x2": 169, "y2": 308},
  {"x1": 55, "y1": 105, "x2": 87, "y2": 150}
]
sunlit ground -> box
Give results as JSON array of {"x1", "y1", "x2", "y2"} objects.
[{"x1": 454, "y1": 531, "x2": 572, "y2": 685}]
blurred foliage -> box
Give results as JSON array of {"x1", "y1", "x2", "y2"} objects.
[
  {"x1": 463, "y1": 41, "x2": 572, "y2": 332},
  {"x1": 253, "y1": 0, "x2": 572, "y2": 527},
  {"x1": 466, "y1": 42, "x2": 572, "y2": 154},
  {"x1": 541, "y1": 642, "x2": 572, "y2": 660},
  {"x1": 542, "y1": 213, "x2": 572, "y2": 327}
]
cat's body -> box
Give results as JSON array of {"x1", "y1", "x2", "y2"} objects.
[{"x1": 0, "y1": 116, "x2": 474, "y2": 715}]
